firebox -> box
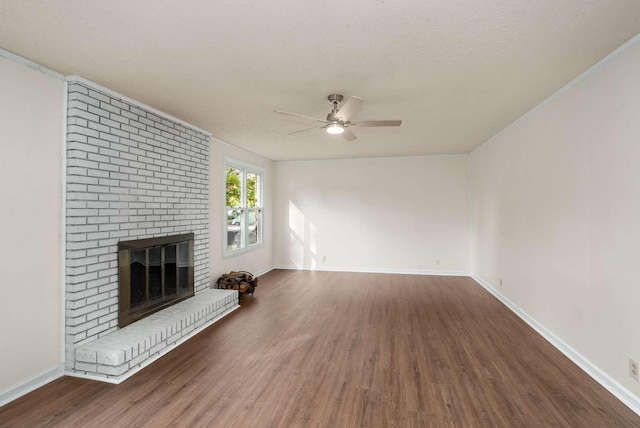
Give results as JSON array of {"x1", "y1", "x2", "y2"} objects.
[{"x1": 118, "y1": 233, "x2": 194, "y2": 328}]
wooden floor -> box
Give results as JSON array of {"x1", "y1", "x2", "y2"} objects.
[{"x1": 1, "y1": 270, "x2": 638, "y2": 427}]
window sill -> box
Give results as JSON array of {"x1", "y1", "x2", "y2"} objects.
[{"x1": 223, "y1": 242, "x2": 265, "y2": 259}]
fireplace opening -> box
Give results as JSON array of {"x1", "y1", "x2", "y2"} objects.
[{"x1": 118, "y1": 233, "x2": 194, "y2": 328}]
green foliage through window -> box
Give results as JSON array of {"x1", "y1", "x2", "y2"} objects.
[
  {"x1": 226, "y1": 167, "x2": 241, "y2": 207},
  {"x1": 247, "y1": 173, "x2": 258, "y2": 207}
]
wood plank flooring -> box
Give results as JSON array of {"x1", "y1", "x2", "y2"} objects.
[{"x1": 1, "y1": 270, "x2": 638, "y2": 427}]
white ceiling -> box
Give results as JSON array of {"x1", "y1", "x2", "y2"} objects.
[{"x1": 1, "y1": 1, "x2": 640, "y2": 161}]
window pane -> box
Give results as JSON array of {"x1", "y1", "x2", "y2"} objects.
[
  {"x1": 227, "y1": 208, "x2": 242, "y2": 251},
  {"x1": 247, "y1": 172, "x2": 258, "y2": 207},
  {"x1": 248, "y1": 209, "x2": 261, "y2": 246},
  {"x1": 226, "y1": 167, "x2": 242, "y2": 207}
]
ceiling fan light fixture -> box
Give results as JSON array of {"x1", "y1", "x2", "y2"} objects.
[{"x1": 327, "y1": 123, "x2": 344, "y2": 135}]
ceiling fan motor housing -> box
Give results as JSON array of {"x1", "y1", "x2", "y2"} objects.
[{"x1": 326, "y1": 112, "x2": 343, "y2": 123}]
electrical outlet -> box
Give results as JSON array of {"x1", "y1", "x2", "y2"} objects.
[
  {"x1": 630, "y1": 359, "x2": 639, "y2": 381},
  {"x1": 434, "y1": 258, "x2": 440, "y2": 266},
  {"x1": 500, "y1": 278, "x2": 503, "y2": 287},
  {"x1": 322, "y1": 256, "x2": 327, "y2": 262}
]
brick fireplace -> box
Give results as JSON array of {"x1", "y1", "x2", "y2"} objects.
[{"x1": 65, "y1": 78, "x2": 229, "y2": 379}]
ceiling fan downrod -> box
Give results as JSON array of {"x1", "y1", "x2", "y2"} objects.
[{"x1": 326, "y1": 94, "x2": 344, "y2": 124}]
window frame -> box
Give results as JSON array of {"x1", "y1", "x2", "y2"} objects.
[{"x1": 223, "y1": 158, "x2": 265, "y2": 258}]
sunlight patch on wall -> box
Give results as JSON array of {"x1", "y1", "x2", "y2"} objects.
[
  {"x1": 308, "y1": 222, "x2": 317, "y2": 268},
  {"x1": 288, "y1": 200, "x2": 317, "y2": 268},
  {"x1": 289, "y1": 201, "x2": 304, "y2": 267}
]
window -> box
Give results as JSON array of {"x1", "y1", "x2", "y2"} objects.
[{"x1": 225, "y1": 159, "x2": 264, "y2": 255}]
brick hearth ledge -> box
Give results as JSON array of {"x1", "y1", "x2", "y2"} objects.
[{"x1": 71, "y1": 289, "x2": 239, "y2": 383}]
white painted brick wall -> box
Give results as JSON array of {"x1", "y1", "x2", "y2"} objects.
[{"x1": 65, "y1": 81, "x2": 210, "y2": 367}]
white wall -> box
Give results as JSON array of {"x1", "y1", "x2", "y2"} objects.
[
  {"x1": 470, "y1": 37, "x2": 640, "y2": 402},
  {"x1": 273, "y1": 155, "x2": 470, "y2": 274},
  {"x1": 0, "y1": 56, "x2": 65, "y2": 397},
  {"x1": 209, "y1": 139, "x2": 273, "y2": 282}
]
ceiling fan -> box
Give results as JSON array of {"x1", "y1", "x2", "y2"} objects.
[{"x1": 274, "y1": 94, "x2": 402, "y2": 141}]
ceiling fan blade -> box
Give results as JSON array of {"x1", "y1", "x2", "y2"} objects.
[
  {"x1": 336, "y1": 96, "x2": 364, "y2": 122},
  {"x1": 288, "y1": 125, "x2": 324, "y2": 135},
  {"x1": 342, "y1": 128, "x2": 357, "y2": 141},
  {"x1": 350, "y1": 120, "x2": 402, "y2": 128},
  {"x1": 274, "y1": 109, "x2": 330, "y2": 124}
]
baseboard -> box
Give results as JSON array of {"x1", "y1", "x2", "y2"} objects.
[
  {"x1": 254, "y1": 265, "x2": 275, "y2": 277},
  {"x1": 472, "y1": 275, "x2": 640, "y2": 417},
  {"x1": 0, "y1": 365, "x2": 65, "y2": 407},
  {"x1": 272, "y1": 264, "x2": 469, "y2": 276}
]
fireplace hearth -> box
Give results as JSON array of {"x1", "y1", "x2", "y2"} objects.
[{"x1": 118, "y1": 233, "x2": 194, "y2": 328}]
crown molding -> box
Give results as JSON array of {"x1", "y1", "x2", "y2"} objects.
[{"x1": 0, "y1": 48, "x2": 65, "y2": 80}]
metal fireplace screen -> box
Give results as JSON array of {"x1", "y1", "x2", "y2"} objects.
[{"x1": 118, "y1": 233, "x2": 194, "y2": 328}]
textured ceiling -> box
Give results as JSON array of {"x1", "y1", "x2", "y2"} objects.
[{"x1": 1, "y1": 1, "x2": 640, "y2": 161}]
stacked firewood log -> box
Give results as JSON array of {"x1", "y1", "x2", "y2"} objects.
[{"x1": 216, "y1": 271, "x2": 258, "y2": 296}]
